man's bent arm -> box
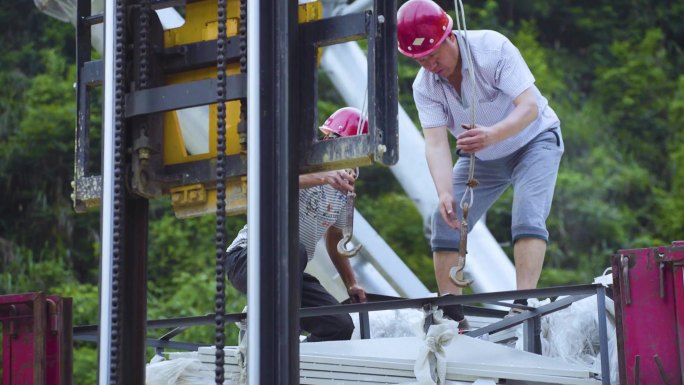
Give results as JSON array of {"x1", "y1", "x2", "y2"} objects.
[
  {"x1": 324, "y1": 226, "x2": 367, "y2": 302},
  {"x1": 458, "y1": 87, "x2": 539, "y2": 152},
  {"x1": 489, "y1": 86, "x2": 539, "y2": 143},
  {"x1": 299, "y1": 171, "x2": 355, "y2": 193},
  {"x1": 424, "y1": 125, "x2": 459, "y2": 228}
]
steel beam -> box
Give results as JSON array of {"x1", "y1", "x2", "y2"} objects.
[
  {"x1": 247, "y1": 0, "x2": 300, "y2": 384},
  {"x1": 124, "y1": 75, "x2": 247, "y2": 117},
  {"x1": 368, "y1": 0, "x2": 398, "y2": 165}
]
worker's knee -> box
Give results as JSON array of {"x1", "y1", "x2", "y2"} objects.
[
  {"x1": 331, "y1": 314, "x2": 355, "y2": 341},
  {"x1": 298, "y1": 242, "x2": 309, "y2": 271},
  {"x1": 511, "y1": 226, "x2": 548, "y2": 244},
  {"x1": 430, "y1": 210, "x2": 461, "y2": 252},
  {"x1": 225, "y1": 247, "x2": 248, "y2": 294},
  {"x1": 305, "y1": 314, "x2": 355, "y2": 342}
]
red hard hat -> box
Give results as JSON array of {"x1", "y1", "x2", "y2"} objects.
[
  {"x1": 397, "y1": 0, "x2": 453, "y2": 59},
  {"x1": 319, "y1": 107, "x2": 369, "y2": 137}
]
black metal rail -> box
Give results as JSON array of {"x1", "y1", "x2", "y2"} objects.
[{"x1": 73, "y1": 284, "x2": 612, "y2": 384}]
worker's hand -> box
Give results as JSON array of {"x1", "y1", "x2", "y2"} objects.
[
  {"x1": 347, "y1": 284, "x2": 367, "y2": 303},
  {"x1": 456, "y1": 123, "x2": 494, "y2": 153},
  {"x1": 438, "y1": 193, "x2": 460, "y2": 229},
  {"x1": 322, "y1": 169, "x2": 356, "y2": 193}
]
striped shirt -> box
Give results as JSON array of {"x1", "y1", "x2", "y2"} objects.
[
  {"x1": 226, "y1": 185, "x2": 348, "y2": 261},
  {"x1": 413, "y1": 30, "x2": 560, "y2": 161}
]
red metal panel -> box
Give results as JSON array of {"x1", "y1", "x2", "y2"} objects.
[
  {"x1": 613, "y1": 243, "x2": 684, "y2": 385},
  {"x1": 45, "y1": 296, "x2": 73, "y2": 385},
  {"x1": 0, "y1": 293, "x2": 72, "y2": 385},
  {"x1": 667, "y1": 242, "x2": 684, "y2": 382},
  {"x1": 671, "y1": 241, "x2": 684, "y2": 247},
  {"x1": 674, "y1": 262, "x2": 684, "y2": 381},
  {"x1": 0, "y1": 293, "x2": 46, "y2": 385}
]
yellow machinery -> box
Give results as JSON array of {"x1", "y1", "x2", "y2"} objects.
[
  {"x1": 163, "y1": 0, "x2": 323, "y2": 218},
  {"x1": 72, "y1": 0, "x2": 326, "y2": 218}
]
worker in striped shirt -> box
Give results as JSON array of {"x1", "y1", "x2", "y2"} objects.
[{"x1": 225, "y1": 107, "x2": 369, "y2": 342}]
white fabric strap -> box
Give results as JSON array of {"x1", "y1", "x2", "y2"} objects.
[{"x1": 414, "y1": 312, "x2": 459, "y2": 384}]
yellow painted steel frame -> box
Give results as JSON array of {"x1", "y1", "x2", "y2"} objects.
[{"x1": 163, "y1": 0, "x2": 322, "y2": 218}]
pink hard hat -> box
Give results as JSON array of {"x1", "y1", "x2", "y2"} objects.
[
  {"x1": 397, "y1": 0, "x2": 453, "y2": 59},
  {"x1": 319, "y1": 107, "x2": 369, "y2": 137}
]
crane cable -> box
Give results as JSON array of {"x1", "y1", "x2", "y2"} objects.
[{"x1": 449, "y1": 0, "x2": 479, "y2": 288}]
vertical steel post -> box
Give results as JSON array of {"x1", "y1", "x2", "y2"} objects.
[
  {"x1": 0, "y1": 293, "x2": 46, "y2": 385},
  {"x1": 117, "y1": 3, "x2": 160, "y2": 383},
  {"x1": 673, "y1": 262, "x2": 684, "y2": 383},
  {"x1": 248, "y1": 0, "x2": 300, "y2": 383},
  {"x1": 245, "y1": 0, "x2": 262, "y2": 377},
  {"x1": 46, "y1": 296, "x2": 74, "y2": 385},
  {"x1": 522, "y1": 315, "x2": 542, "y2": 354},
  {"x1": 369, "y1": 0, "x2": 398, "y2": 166},
  {"x1": 98, "y1": 0, "x2": 118, "y2": 381},
  {"x1": 75, "y1": 0, "x2": 92, "y2": 213},
  {"x1": 0, "y1": 294, "x2": 72, "y2": 384},
  {"x1": 118, "y1": 199, "x2": 149, "y2": 384},
  {"x1": 596, "y1": 285, "x2": 611, "y2": 385}
]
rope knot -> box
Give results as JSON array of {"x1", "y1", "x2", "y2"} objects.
[
  {"x1": 425, "y1": 336, "x2": 440, "y2": 352},
  {"x1": 466, "y1": 178, "x2": 479, "y2": 188}
]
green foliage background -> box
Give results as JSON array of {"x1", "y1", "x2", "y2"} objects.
[{"x1": 1, "y1": 0, "x2": 683, "y2": 383}]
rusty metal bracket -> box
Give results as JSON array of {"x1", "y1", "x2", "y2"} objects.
[{"x1": 621, "y1": 255, "x2": 631, "y2": 305}]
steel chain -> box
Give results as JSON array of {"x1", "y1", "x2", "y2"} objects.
[
  {"x1": 215, "y1": 0, "x2": 228, "y2": 382},
  {"x1": 238, "y1": 0, "x2": 247, "y2": 147},
  {"x1": 138, "y1": 1, "x2": 149, "y2": 89},
  {"x1": 110, "y1": 0, "x2": 126, "y2": 382}
]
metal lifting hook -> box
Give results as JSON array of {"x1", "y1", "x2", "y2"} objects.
[
  {"x1": 337, "y1": 189, "x2": 362, "y2": 257},
  {"x1": 449, "y1": 202, "x2": 474, "y2": 288}
]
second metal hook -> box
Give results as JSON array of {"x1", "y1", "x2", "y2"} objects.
[
  {"x1": 337, "y1": 234, "x2": 362, "y2": 257},
  {"x1": 449, "y1": 260, "x2": 473, "y2": 288},
  {"x1": 449, "y1": 215, "x2": 473, "y2": 288}
]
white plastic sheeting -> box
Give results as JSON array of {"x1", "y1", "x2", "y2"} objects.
[
  {"x1": 513, "y1": 273, "x2": 618, "y2": 384},
  {"x1": 37, "y1": 0, "x2": 184, "y2": 53},
  {"x1": 532, "y1": 295, "x2": 618, "y2": 385},
  {"x1": 146, "y1": 355, "x2": 212, "y2": 385},
  {"x1": 34, "y1": 0, "x2": 75, "y2": 23},
  {"x1": 349, "y1": 308, "x2": 425, "y2": 340}
]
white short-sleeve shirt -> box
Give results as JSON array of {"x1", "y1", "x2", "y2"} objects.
[
  {"x1": 226, "y1": 185, "x2": 347, "y2": 261},
  {"x1": 413, "y1": 30, "x2": 560, "y2": 161}
]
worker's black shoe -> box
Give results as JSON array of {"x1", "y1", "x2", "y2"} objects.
[
  {"x1": 441, "y1": 304, "x2": 470, "y2": 331},
  {"x1": 504, "y1": 299, "x2": 530, "y2": 318},
  {"x1": 456, "y1": 317, "x2": 470, "y2": 332}
]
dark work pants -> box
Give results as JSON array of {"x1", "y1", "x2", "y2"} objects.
[{"x1": 225, "y1": 243, "x2": 355, "y2": 342}]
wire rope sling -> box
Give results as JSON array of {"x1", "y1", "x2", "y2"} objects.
[{"x1": 448, "y1": 0, "x2": 479, "y2": 288}]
